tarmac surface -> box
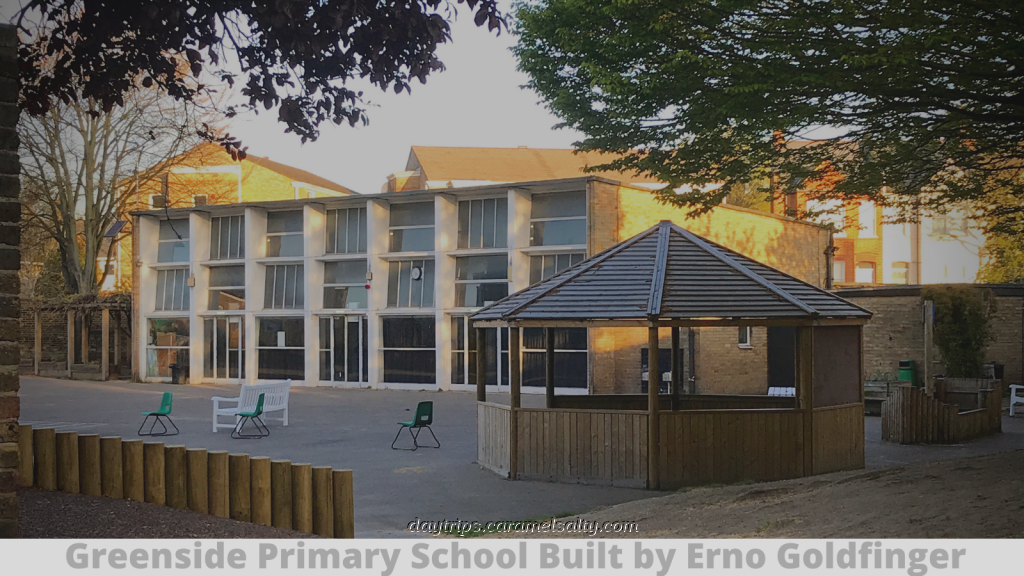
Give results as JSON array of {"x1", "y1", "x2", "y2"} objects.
[{"x1": 18, "y1": 376, "x2": 1024, "y2": 537}]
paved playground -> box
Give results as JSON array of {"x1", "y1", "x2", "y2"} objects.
[{"x1": 17, "y1": 376, "x2": 1024, "y2": 537}]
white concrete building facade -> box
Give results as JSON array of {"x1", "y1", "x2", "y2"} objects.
[{"x1": 133, "y1": 181, "x2": 594, "y2": 393}]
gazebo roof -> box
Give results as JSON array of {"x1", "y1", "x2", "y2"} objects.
[{"x1": 473, "y1": 220, "x2": 872, "y2": 325}]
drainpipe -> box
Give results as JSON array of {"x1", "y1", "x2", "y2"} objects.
[{"x1": 824, "y1": 230, "x2": 836, "y2": 289}]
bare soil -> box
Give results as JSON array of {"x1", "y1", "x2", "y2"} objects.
[{"x1": 522, "y1": 450, "x2": 1024, "y2": 538}]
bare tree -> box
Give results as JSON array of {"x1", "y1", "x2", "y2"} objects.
[{"x1": 19, "y1": 90, "x2": 210, "y2": 295}]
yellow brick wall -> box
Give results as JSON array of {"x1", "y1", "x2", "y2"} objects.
[{"x1": 586, "y1": 180, "x2": 828, "y2": 395}]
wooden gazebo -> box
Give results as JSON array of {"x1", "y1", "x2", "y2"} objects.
[{"x1": 472, "y1": 221, "x2": 872, "y2": 490}]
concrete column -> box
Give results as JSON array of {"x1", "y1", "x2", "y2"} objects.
[
  {"x1": 509, "y1": 327, "x2": 521, "y2": 480},
  {"x1": 475, "y1": 327, "x2": 486, "y2": 402},
  {"x1": 435, "y1": 194, "x2": 457, "y2": 391},
  {"x1": 66, "y1": 310, "x2": 74, "y2": 378},
  {"x1": 365, "y1": 199, "x2": 390, "y2": 389},
  {"x1": 101, "y1": 308, "x2": 110, "y2": 380},
  {"x1": 33, "y1": 310, "x2": 41, "y2": 375},
  {"x1": 244, "y1": 207, "x2": 268, "y2": 382},
  {"x1": 189, "y1": 211, "x2": 211, "y2": 385}
]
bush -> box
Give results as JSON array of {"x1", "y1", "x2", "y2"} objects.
[{"x1": 921, "y1": 286, "x2": 994, "y2": 378}]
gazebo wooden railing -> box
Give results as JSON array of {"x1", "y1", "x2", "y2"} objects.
[{"x1": 472, "y1": 221, "x2": 871, "y2": 490}]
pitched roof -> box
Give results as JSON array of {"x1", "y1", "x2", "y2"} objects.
[
  {"x1": 473, "y1": 221, "x2": 872, "y2": 323},
  {"x1": 407, "y1": 146, "x2": 664, "y2": 185},
  {"x1": 244, "y1": 153, "x2": 357, "y2": 195}
]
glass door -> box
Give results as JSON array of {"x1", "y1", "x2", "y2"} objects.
[
  {"x1": 451, "y1": 316, "x2": 508, "y2": 388},
  {"x1": 204, "y1": 316, "x2": 244, "y2": 380},
  {"x1": 319, "y1": 315, "x2": 368, "y2": 384}
]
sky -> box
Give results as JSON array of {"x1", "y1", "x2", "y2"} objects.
[{"x1": 224, "y1": 1, "x2": 582, "y2": 194}]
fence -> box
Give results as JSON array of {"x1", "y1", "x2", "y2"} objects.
[
  {"x1": 881, "y1": 385, "x2": 1002, "y2": 444},
  {"x1": 17, "y1": 425, "x2": 354, "y2": 538}
]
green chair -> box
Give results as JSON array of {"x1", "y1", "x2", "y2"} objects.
[
  {"x1": 139, "y1": 391, "x2": 179, "y2": 436},
  {"x1": 232, "y1": 393, "x2": 270, "y2": 439},
  {"x1": 391, "y1": 401, "x2": 439, "y2": 451}
]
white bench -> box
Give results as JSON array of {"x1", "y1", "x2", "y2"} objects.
[
  {"x1": 212, "y1": 380, "x2": 292, "y2": 433},
  {"x1": 1010, "y1": 385, "x2": 1024, "y2": 416},
  {"x1": 768, "y1": 387, "x2": 796, "y2": 397}
]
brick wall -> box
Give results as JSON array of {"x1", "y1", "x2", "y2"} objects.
[
  {"x1": 0, "y1": 24, "x2": 20, "y2": 537},
  {"x1": 18, "y1": 307, "x2": 130, "y2": 368},
  {"x1": 586, "y1": 180, "x2": 827, "y2": 394},
  {"x1": 843, "y1": 286, "x2": 1023, "y2": 386}
]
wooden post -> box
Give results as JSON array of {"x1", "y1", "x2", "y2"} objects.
[
  {"x1": 475, "y1": 327, "x2": 486, "y2": 402},
  {"x1": 80, "y1": 310, "x2": 89, "y2": 366},
  {"x1": 56, "y1": 431, "x2": 80, "y2": 494},
  {"x1": 229, "y1": 454, "x2": 251, "y2": 522},
  {"x1": 312, "y1": 466, "x2": 334, "y2": 537},
  {"x1": 186, "y1": 448, "x2": 209, "y2": 513},
  {"x1": 143, "y1": 442, "x2": 166, "y2": 505},
  {"x1": 122, "y1": 439, "x2": 144, "y2": 501},
  {"x1": 78, "y1": 434, "x2": 101, "y2": 496},
  {"x1": 687, "y1": 327, "x2": 697, "y2": 394},
  {"x1": 165, "y1": 445, "x2": 187, "y2": 509},
  {"x1": 923, "y1": 300, "x2": 934, "y2": 395},
  {"x1": 17, "y1": 423, "x2": 32, "y2": 487},
  {"x1": 332, "y1": 469, "x2": 355, "y2": 539},
  {"x1": 648, "y1": 324, "x2": 661, "y2": 490},
  {"x1": 114, "y1": 312, "x2": 122, "y2": 376},
  {"x1": 796, "y1": 326, "x2": 815, "y2": 477},
  {"x1": 291, "y1": 463, "x2": 313, "y2": 533},
  {"x1": 66, "y1": 310, "x2": 74, "y2": 378},
  {"x1": 208, "y1": 451, "x2": 229, "y2": 518},
  {"x1": 101, "y1": 308, "x2": 110, "y2": 380},
  {"x1": 250, "y1": 457, "x2": 272, "y2": 526},
  {"x1": 671, "y1": 326, "x2": 681, "y2": 409},
  {"x1": 545, "y1": 327, "x2": 555, "y2": 408},
  {"x1": 508, "y1": 326, "x2": 520, "y2": 480},
  {"x1": 100, "y1": 437, "x2": 123, "y2": 498},
  {"x1": 270, "y1": 460, "x2": 293, "y2": 529},
  {"x1": 33, "y1": 311, "x2": 41, "y2": 376},
  {"x1": 33, "y1": 427, "x2": 56, "y2": 490}
]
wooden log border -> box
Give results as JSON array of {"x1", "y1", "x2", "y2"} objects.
[{"x1": 17, "y1": 428, "x2": 354, "y2": 538}]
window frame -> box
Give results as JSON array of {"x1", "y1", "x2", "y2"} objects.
[
  {"x1": 154, "y1": 267, "x2": 190, "y2": 311},
  {"x1": 265, "y1": 210, "x2": 305, "y2": 258},
  {"x1": 529, "y1": 252, "x2": 586, "y2": 285},
  {"x1": 145, "y1": 317, "x2": 190, "y2": 380},
  {"x1": 738, "y1": 326, "x2": 752, "y2": 349},
  {"x1": 386, "y1": 259, "x2": 435, "y2": 308},
  {"x1": 207, "y1": 264, "x2": 246, "y2": 311},
  {"x1": 323, "y1": 259, "x2": 369, "y2": 310},
  {"x1": 457, "y1": 197, "x2": 508, "y2": 250},
  {"x1": 317, "y1": 315, "x2": 369, "y2": 384},
  {"x1": 263, "y1": 263, "x2": 305, "y2": 310},
  {"x1": 209, "y1": 215, "x2": 245, "y2": 260},
  {"x1": 255, "y1": 316, "x2": 306, "y2": 380},
  {"x1": 521, "y1": 327, "x2": 588, "y2": 390},
  {"x1": 381, "y1": 315, "x2": 437, "y2": 384},
  {"x1": 855, "y1": 261, "x2": 876, "y2": 284},
  {"x1": 454, "y1": 254, "x2": 508, "y2": 308},
  {"x1": 388, "y1": 202, "x2": 435, "y2": 253},
  {"x1": 529, "y1": 191, "x2": 587, "y2": 247},
  {"x1": 325, "y1": 207, "x2": 368, "y2": 255},
  {"x1": 157, "y1": 219, "x2": 190, "y2": 263}
]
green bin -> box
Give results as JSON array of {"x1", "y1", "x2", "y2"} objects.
[{"x1": 898, "y1": 359, "x2": 917, "y2": 386}]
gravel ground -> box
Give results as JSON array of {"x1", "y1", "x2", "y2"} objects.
[{"x1": 19, "y1": 489, "x2": 316, "y2": 538}]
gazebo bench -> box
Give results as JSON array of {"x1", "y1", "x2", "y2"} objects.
[{"x1": 212, "y1": 380, "x2": 291, "y2": 432}]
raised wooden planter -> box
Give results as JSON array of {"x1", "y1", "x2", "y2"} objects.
[
  {"x1": 17, "y1": 425, "x2": 355, "y2": 538},
  {"x1": 863, "y1": 380, "x2": 911, "y2": 416},
  {"x1": 881, "y1": 385, "x2": 1001, "y2": 444}
]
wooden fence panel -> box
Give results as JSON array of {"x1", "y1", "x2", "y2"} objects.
[
  {"x1": 476, "y1": 403, "x2": 511, "y2": 477},
  {"x1": 811, "y1": 404, "x2": 865, "y2": 474},
  {"x1": 882, "y1": 386, "x2": 1001, "y2": 444}
]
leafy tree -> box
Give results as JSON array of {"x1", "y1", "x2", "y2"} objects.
[
  {"x1": 922, "y1": 286, "x2": 994, "y2": 378},
  {"x1": 17, "y1": 0, "x2": 504, "y2": 154},
  {"x1": 978, "y1": 235, "x2": 1024, "y2": 284},
  {"x1": 514, "y1": 0, "x2": 1024, "y2": 223}
]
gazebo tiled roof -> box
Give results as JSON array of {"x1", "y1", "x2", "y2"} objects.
[{"x1": 473, "y1": 220, "x2": 872, "y2": 324}]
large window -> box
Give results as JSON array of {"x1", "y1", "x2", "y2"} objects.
[
  {"x1": 530, "y1": 191, "x2": 586, "y2": 246},
  {"x1": 387, "y1": 259, "x2": 435, "y2": 308},
  {"x1": 203, "y1": 317, "x2": 244, "y2": 380},
  {"x1": 318, "y1": 315, "x2": 368, "y2": 383},
  {"x1": 210, "y1": 215, "x2": 244, "y2": 260},
  {"x1": 155, "y1": 268, "x2": 190, "y2": 311},
  {"x1": 257, "y1": 317, "x2": 305, "y2": 380},
  {"x1": 157, "y1": 219, "x2": 190, "y2": 262},
  {"x1": 382, "y1": 316, "x2": 436, "y2": 384},
  {"x1": 855, "y1": 262, "x2": 876, "y2": 284},
  {"x1": 833, "y1": 260, "x2": 847, "y2": 283},
  {"x1": 455, "y1": 255, "x2": 508, "y2": 307},
  {"x1": 266, "y1": 210, "x2": 304, "y2": 257},
  {"x1": 323, "y1": 260, "x2": 368, "y2": 309},
  {"x1": 146, "y1": 318, "x2": 190, "y2": 378},
  {"x1": 522, "y1": 328, "x2": 588, "y2": 389},
  {"x1": 208, "y1": 265, "x2": 245, "y2": 310},
  {"x1": 389, "y1": 202, "x2": 434, "y2": 252},
  {"x1": 451, "y1": 316, "x2": 507, "y2": 386},
  {"x1": 892, "y1": 262, "x2": 909, "y2": 284},
  {"x1": 529, "y1": 252, "x2": 585, "y2": 284},
  {"x1": 264, "y1": 264, "x2": 304, "y2": 309},
  {"x1": 858, "y1": 201, "x2": 876, "y2": 238},
  {"x1": 458, "y1": 198, "x2": 508, "y2": 249},
  {"x1": 326, "y1": 207, "x2": 367, "y2": 254}
]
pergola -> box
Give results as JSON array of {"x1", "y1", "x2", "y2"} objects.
[
  {"x1": 472, "y1": 221, "x2": 872, "y2": 490},
  {"x1": 25, "y1": 299, "x2": 131, "y2": 381}
]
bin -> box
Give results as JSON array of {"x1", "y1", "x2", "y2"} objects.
[
  {"x1": 898, "y1": 359, "x2": 917, "y2": 387},
  {"x1": 169, "y1": 363, "x2": 184, "y2": 385}
]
